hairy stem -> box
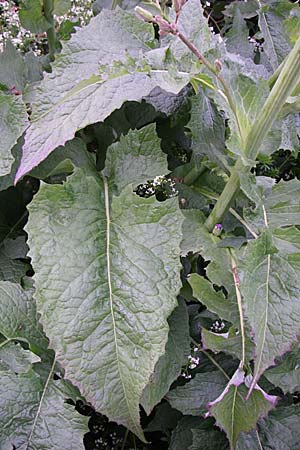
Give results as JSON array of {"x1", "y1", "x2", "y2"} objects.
[{"x1": 205, "y1": 35, "x2": 300, "y2": 230}]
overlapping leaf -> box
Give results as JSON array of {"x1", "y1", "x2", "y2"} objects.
[
  {"x1": 0, "y1": 366, "x2": 89, "y2": 450},
  {"x1": 0, "y1": 280, "x2": 89, "y2": 449},
  {"x1": 26, "y1": 125, "x2": 183, "y2": 440},
  {"x1": 239, "y1": 231, "x2": 300, "y2": 392},
  {"x1": 0, "y1": 92, "x2": 28, "y2": 177},
  {"x1": 141, "y1": 298, "x2": 190, "y2": 415},
  {"x1": 15, "y1": 5, "x2": 193, "y2": 182},
  {"x1": 258, "y1": 404, "x2": 300, "y2": 449},
  {"x1": 265, "y1": 346, "x2": 300, "y2": 394},
  {"x1": 167, "y1": 371, "x2": 228, "y2": 416}
]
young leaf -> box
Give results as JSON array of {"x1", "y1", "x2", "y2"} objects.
[
  {"x1": 208, "y1": 367, "x2": 276, "y2": 449},
  {"x1": 141, "y1": 297, "x2": 190, "y2": 415},
  {"x1": 26, "y1": 125, "x2": 183, "y2": 440}
]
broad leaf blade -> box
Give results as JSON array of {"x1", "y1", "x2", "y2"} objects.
[
  {"x1": 265, "y1": 347, "x2": 300, "y2": 394},
  {"x1": 188, "y1": 93, "x2": 228, "y2": 171},
  {"x1": 141, "y1": 297, "x2": 190, "y2": 415},
  {"x1": 208, "y1": 368, "x2": 276, "y2": 449},
  {"x1": 167, "y1": 371, "x2": 228, "y2": 416},
  {"x1": 26, "y1": 126, "x2": 183, "y2": 439},
  {"x1": 240, "y1": 231, "x2": 300, "y2": 391},
  {"x1": 0, "y1": 92, "x2": 28, "y2": 177},
  {"x1": 258, "y1": 404, "x2": 300, "y2": 449},
  {"x1": 0, "y1": 366, "x2": 88, "y2": 450}
]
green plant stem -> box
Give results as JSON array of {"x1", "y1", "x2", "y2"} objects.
[
  {"x1": 200, "y1": 349, "x2": 230, "y2": 380},
  {"x1": 205, "y1": 35, "x2": 300, "y2": 230},
  {"x1": 111, "y1": 0, "x2": 122, "y2": 9},
  {"x1": 0, "y1": 338, "x2": 12, "y2": 350},
  {"x1": 183, "y1": 166, "x2": 207, "y2": 185},
  {"x1": 43, "y1": 0, "x2": 56, "y2": 60},
  {"x1": 121, "y1": 429, "x2": 129, "y2": 450},
  {"x1": 205, "y1": 158, "x2": 243, "y2": 231}
]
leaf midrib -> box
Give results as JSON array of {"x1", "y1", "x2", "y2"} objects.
[{"x1": 102, "y1": 174, "x2": 137, "y2": 434}]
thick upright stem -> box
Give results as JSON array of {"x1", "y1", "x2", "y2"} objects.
[
  {"x1": 43, "y1": 0, "x2": 56, "y2": 60},
  {"x1": 205, "y1": 35, "x2": 300, "y2": 230}
]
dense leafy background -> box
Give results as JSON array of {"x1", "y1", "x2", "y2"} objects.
[{"x1": 1, "y1": 0, "x2": 300, "y2": 449}]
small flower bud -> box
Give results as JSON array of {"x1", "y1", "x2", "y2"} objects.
[
  {"x1": 215, "y1": 59, "x2": 222, "y2": 72},
  {"x1": 212, "y1": 223, "x2": 223, "y2": 237},
  {"x1": 154, "y1": 15, "x2": 172, "y2": 34},
  {"x1": 135, "y1": 6, "x2": 154, "y2": 22}
]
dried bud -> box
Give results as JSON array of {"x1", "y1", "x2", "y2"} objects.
[
  {"x1": 135, "y1": 6, "x2": 154, "y2": 22},
  {"x1": 212, "y1": 223, "x2": 223, "y2": 237},
  {"x1": 215, "y1": 59, "x2": 222, "y2": 72}
]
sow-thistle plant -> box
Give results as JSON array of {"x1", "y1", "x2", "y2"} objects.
[{"x1": 1, "y1": 0, "x2": 300, "y2": 449}]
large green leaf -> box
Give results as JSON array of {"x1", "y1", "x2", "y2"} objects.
[
  {"x1": 188, "y1": 93, "x2": 228, "y2": 171},
  {"x1": 141, "y1": 297, "x2": 190, "y2": 415},
  {"x1": 0, "y1": 92, "x2": 28, "y2": 177},
  {"x1": 258, "y1": 0, "x2": 300, "y2": 71},
  {"x1": 167, "y1": 371, "x2": 228, "y2": 416},
  {"x1": 258, "y1": 404, "x2": 300, "y2": 450},
  {"x1": 0, "y1": 280, "x2": 88, "y2": 449},
  {"x1": 235, "y1": 430, "x2": 263, "y2": 450},
  {"x1": 26, "y1": 125, "x2": 183, "y2": 440},
  {"x1": 0, "y1": 41, "x2": 27, "y2": 91},
  {"x1": 188, "y1": 427, "x2": 229, "y2": 450},
  {"x1": 242, "y1": 177, "x2": 300, "y2": 232},
  {"x1": 0, "y1": 281, "x2": 48, "y2": 356},
  {"x1": 19, "y1": 0, "x2": 52, "y2": 33},
  {"x1": 15, "y1": 6, "x2": 191, "y2": 183},
  {"x1": 265, "y1": 347, "x2": 300, "y2": 394},
  {"x1": 0, "y1": 366, "x2": 89, "y2": 450},
  {"x1": 181, "y1": 211, "x2": 232, "y2": 281},
  {"x1": 169, "y1": 416, "x2": 227, "y2": 450},
  {"x1": 188, "y1": 274, "x2": 239, "y2": 326},
  {"x1": 239, "y1": 231, "x2": 300, "y2": 392}
]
